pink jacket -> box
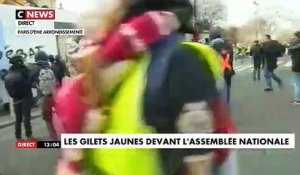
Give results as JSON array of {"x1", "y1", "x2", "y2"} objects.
[{"x1": 54, "y1": 75, "x2": 90, "y2": 136}]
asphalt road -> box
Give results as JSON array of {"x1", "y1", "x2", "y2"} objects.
[
  {"x1": 0, "y1": 68, "x2": 300, "y2": 175},
  {"x1": 231, "y1": 69, "x2": 300, "y2": 175}
]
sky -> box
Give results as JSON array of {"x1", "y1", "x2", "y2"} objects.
[
  {"x1": 222, "y1": 0, "x2": 300, "y2": 26},
  {"x1": 57, "y1": 0, "x2": 300, "y2": 28},
  {"x1": 57, "y1": 0, "x2": 117, "y2": 15}
]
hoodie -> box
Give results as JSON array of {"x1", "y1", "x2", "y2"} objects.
[
  {"x1": 124, "y1": 0, "x2": 193, "y2": 33},
  {"x1": 5, "y1": 63, "x2": 32, "y2": 100},
  {"x1": 29, "y1": 51, "x2": 50, "y2": 87}
]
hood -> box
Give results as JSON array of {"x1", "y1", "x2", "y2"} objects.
[
  {"x1": 211, "y1": 38, "x2": 225, "y2": 45},
  {"x1": 35, "y1": 51, "x2": 49, "y2": 63},
  {"x1": 124, "y1": 0, "x2": 193, "y2": 33},
  {"x1": 209, "y1": 27, "x2": 222, "y2": 40},
  {"x1": 9, "y1": 55, "x2": 24, "y2": 65},
  {"x1": 125, "y1": 0, "x2": 176, "y2": 19},
  {"x1": 36, "y1": 61, "x2": 50, "y2": 68}
]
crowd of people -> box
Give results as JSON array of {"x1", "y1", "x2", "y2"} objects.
[
  {"x1": 3, "y1": 51, "x2": 66, "y2": 140},
  {"x1": 0, "y1": 0, "x2": 241, "y2": 174},
  {"x1": 249, "y1": 33, "x2": 300, "y2": 105}
]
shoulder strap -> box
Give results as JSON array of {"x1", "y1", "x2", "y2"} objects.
[{"x1": 145, "y1": 34, "x2": 183, "y2": 97}]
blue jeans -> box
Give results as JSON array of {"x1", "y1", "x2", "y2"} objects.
[
  {"x1": 293, "y1": 73, "x2": 300, "y2": 101},
  {"x1": 264, "y1": 68, "x2": 282, "y2": 89}
]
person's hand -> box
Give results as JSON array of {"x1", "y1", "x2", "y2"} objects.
[
  {"x1": 83, "y1": 109, "x2": 107, "y2": 132},
  {"x1": 62, "y1": 149, "x2": 83, "y2": 162},
  {"x1": 207, "y1": 97, "x2": 236, "y2": 166},
  {"x1": 213, "y1": 116, "x2": 236, "y2": 166}
]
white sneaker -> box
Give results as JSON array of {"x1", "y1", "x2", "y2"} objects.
[{"x1": 290, "y1": 100, "x2": 300, "y2": 106}]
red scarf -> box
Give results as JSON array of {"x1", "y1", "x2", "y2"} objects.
[{"x1": 76, "y1": 11, "x2": 180, "y2": 64}]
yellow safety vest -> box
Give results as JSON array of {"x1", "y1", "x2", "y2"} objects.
[
  {"x1": 85, "y1": 54, "x2": 163, "y2": 175},
  {"x1": 181, "y1": 42, "x2": 223, "y2": 79},
  {"x1": 181, "y1": 42, "x2": 224, "y2": 90},
  {"x1": 84, "y1": 42, "x2": 222, "y2": 175}
]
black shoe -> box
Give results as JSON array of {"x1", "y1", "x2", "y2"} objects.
[
  {"x1": 26, "y1": 136, "x2": 36, "y2": 140},
  {"x1": 264, "y1": 88, "x2": 273, "y2": 92}
]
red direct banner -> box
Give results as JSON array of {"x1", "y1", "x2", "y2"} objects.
[{"x1": 16, "y1": 140, "x2": 37, "y2": 149}]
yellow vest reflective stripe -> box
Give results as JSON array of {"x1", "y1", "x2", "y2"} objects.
[{"x1": 87, "y1": 54, "x2": 164, "y2": 175}]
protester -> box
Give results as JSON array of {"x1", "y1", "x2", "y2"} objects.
[
  {"x1": 209, "y1": 29, "x2": 238, "y2": 175},
  {"x1": 0, "y1": 69, "x2": 10, "y2": 111},
  {"x1": 262, "y1": 34, "x2": 283, "y2": 91},
  {"x1": 72, "y1": 0, "x2": 197, "y2": 65},
  {"x1": 48, "y1": 54, "x2": 55, "y2": 65},
  {"x1": 55, "y1": 0, "x2": 191, "y2": 173},
  {"x1": 210, "y1": 28, "x2": 235, "y2": 104},
  {"x1": 54, "y1": 1, "x2": 235, "y2": 175},
  {"x1": 288, "y1": 31, "x2": 300, "y2": 105},
  {"x1": 4, "y1": 55, "x2": 33, "y2": 140},
  {"x1": 250, "y1": 40, "x2": 263, "y2": 81},
  {"x1": 30, "y1": 51, "x2": 57, "y2": 139},
  {"x1": 51, "y1": 55, "x2": 67, "y2": 85}
]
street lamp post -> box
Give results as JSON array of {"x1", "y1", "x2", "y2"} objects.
[{"x1": 193, "y1": 0, "x2": 200, "y2": 41}]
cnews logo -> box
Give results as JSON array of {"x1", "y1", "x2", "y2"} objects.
[{"x1": 16, "y1": 10, "x2": 55, "y2": 20}]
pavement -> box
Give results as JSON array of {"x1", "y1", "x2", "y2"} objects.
[
  {"x1": 231, "y1": 69, "x2": 300, "y2": 175},
  {"x1": 0, "y1": 107, "x2": 41, "y2": 129},
  {"x1": 0, "y1": 66, "x2": 300, "y2": 175}
]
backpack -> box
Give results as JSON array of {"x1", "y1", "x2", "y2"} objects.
[
  {"x1": 4, "y1": 70, "x2": 28, "y2": 99},
  {"x1": 38, "y1": 68, "x2": 57, "y2": 95}
]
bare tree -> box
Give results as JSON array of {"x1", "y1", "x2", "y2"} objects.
[
  {"x1": 223, "y1": 27, "x2": 238, "y2": 43},
  {"x1": 191, "y1": 0, "x2": 227, "y2": 26}
]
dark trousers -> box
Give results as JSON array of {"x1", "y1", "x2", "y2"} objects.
[
  {"x1": 224, "y1": 76, "x2": 232, "y2": 104},
  {"x1": 14, "y1": 97, "x2": 32, "y2": 139},
  {"x1": 253, "y1": 64, "x2": 261, "y2": 81}
]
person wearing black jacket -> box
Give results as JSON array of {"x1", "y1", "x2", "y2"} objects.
[
  {"x1": 4, "y1": 55, "x2": 33, "y2": 140},
  {"x1": 262, "y1": 34, "x2": 283, "y2": 91},
  {"x1": 51, "y1": 55, "x2": 67, "y2": 85},
  {"x1": 250, "y1": 40, "x2": 263, "y2": 81},
  {"x1": 124, "y1": 1, "x2": 234, "y2": 175},
  {"x1": 289, "y1": 31, "x2": 300, "y2": 105}
]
